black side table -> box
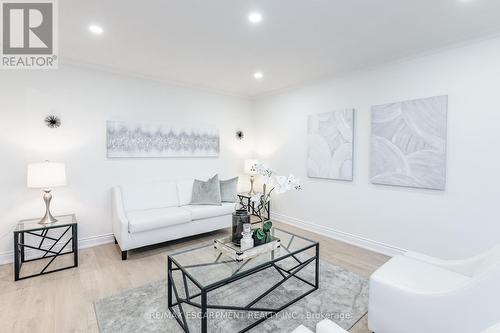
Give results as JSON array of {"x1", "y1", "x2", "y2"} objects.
[
  {"x1": 13, "y1": 214, "x2": 78, "y2": 281},
  {"x1": 237, "y1": 192, "x2": 271, "y2": 223}
]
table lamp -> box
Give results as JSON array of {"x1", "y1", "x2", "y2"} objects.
[
  {"x1": 244, "y1": 159, "x2": 258, "y2": 196},
  {"x1": 27, "y1": 161, "x2": 67, "y2": 224}
]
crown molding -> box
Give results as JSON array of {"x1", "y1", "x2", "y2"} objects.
[
  {"x1": 59, "y1": 58, "x2": 252, "y2": 101},
  {"x1": 254, "y1": 32, "x2": 500, "y2": 100}
]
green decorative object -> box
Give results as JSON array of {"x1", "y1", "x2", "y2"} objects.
[{"x1": 253, "y1": 221, "x2": 273, "y2": 245}]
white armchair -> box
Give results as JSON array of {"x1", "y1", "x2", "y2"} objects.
[{"x1": 369, "y1": 245, "x2": 500, "y2": 333}]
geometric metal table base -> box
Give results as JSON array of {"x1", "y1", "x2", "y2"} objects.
[
  {"x1": 167, "y1": 240, "x2": 319, "y2": 333},
  {"x1": 13, "y1": 215, "x2": 78, "y2": 281}
]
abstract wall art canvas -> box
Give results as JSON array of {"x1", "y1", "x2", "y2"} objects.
[
  {"x1": 307, "y1": 109, "x2": 355, "y2": 181},
  {"x1": 106, "y1": 121, "x2": 219, "y2": 158},
  {"x1": 370, "y1": 95, "x2": 448, "y2": 190}
]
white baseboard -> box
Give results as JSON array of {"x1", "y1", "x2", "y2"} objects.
[
  {"x1": 79, "y1": 233, "x2": 116, "y2": 249},
  {"x1": 271, "y1": 212, "x2": 406, "y2": 257},
  {"x1": 0, "y1": 233, "x2": 115, "y2": 266},
  {"x1": 0, "y1": 213, "x2": 405, "y2": 265}
]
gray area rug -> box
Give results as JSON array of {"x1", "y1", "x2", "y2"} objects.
[{"x1": 95, "y1": 259, "x2": 368, "y2": 332}]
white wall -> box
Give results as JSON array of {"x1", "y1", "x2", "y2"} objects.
[
  {"x1": 0, "y1": 65, "x2": 254, "y2": 260},
  {"x1": 2, "y1": 37, "x2": 499, "y2": 263},
  {"x1": 254, "y1": 37, "x2": 500, "y2": 259}
]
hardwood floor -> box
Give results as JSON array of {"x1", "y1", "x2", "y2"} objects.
[{"x1": 0, "y1": 221, "x2": 389, "y2": 333}]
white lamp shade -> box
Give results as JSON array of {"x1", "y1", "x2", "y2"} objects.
[
  {"x1": 244, "y1": 159, "x2": 259, "y2": 175},
  {"x1": 27, "y1": 162, "x2": 67, "y2": 188}
]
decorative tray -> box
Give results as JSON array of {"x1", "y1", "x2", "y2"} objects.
[{"x1": 214, "y1": 236, "x2": 281, "y2": 262}]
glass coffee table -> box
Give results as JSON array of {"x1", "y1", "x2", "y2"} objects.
[{"x1": 167, "y1": 227, "x2": 320, "y2": 333}]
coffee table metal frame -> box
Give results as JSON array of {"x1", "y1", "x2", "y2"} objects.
[{"x1": 167, "y1": 228, "x2": 319, "y2": 333}]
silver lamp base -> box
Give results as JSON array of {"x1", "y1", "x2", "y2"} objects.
[
  {"x1": 38, "y1": 190, "x2": 58, "y2": 225},
  {"x1": 247, "y1": 176, "x2": 257, "y2": 196}
]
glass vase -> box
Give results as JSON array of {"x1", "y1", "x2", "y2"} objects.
[{"x1": 232, "y1": 209, "x2": 250, "y2": 245}]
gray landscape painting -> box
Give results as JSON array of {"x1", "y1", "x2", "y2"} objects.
[
  {"x1": 370, "y1": 95, "x2": 448, "y2": 190},
  {"x1": 307, "y1": 109, "x2": 354, "y2": 181},
  {"x1": 107, "y1": 121, "x2": 219, "y2": 157}
]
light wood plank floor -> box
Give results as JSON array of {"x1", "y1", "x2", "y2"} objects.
[{"x1": 0, "y1": 221, "x2": 389, "y2": 333}]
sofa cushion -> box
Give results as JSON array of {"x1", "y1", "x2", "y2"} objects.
[
  {"x1": 184, "y1": 202, "x2": 235, "y2": 220},
  {"x1": 177, "y1": 179, "x2": 194, "y2": 206},
  {"x1": 190, "y1": 174, "x2": 222, "y2": 205},
  {"x1": 127, "y1": 207, "x2": 191, "y2": 233},
  {"x1": 121, "y1": 181, "x2": 179, "y2": 211},
  {"x1": 220, "y1": 177, "x2": 239, "y2": 202}
]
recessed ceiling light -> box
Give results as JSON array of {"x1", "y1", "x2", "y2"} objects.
[
  {"x1": 254, "y1": 72, "x2": 263, "y2": 80},
  {"x1": 89, "y1": 24, "x2": 103, "y2": 35},
  {"x1": 248, "y1": 12, "x2": 263, "y2": 24}
]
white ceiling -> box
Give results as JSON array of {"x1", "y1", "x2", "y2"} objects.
[{"x1": 60, "y1": 0, "x2": 500, "y2": 98}]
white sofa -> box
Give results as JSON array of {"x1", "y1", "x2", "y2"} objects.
[
  {"x1": 112, "y1": 180, "x2": 235, "y2": 260},
  {"x1": 369, "y1": 245, "x2": 500, "y2": 333},
  {"x1": 291, "y1": 319, "x2": 347, "y2": 333}
]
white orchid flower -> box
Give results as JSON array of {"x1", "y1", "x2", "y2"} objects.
[
  {"x1": 274, "y1": 176, "x2": 289, "y2": 194},
  {"x1": 249, "y1": 163, "x2": 301, "y2": 209},
  {"x1": 287, "y1": 174, "x2": 302, "y2": 190},
  {"x1": 255, "y1": 163, "x2": 274, "y2": 180}
]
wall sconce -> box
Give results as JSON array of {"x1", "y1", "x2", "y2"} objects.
[{"x1": 45, "y1": 115, "x2": 61, "y2": 128}]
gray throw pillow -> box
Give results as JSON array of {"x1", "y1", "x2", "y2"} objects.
[
  {"x1": 191, "y1": 174, "x2": 222, "y2": 205},
  {"x1": 220, "y1": 177, "x2": 239, "y2": 202}
]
